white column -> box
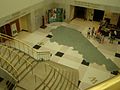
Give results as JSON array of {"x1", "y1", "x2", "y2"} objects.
[{"x1": 29, "y1": 10, "x2": 36, "y2": 32}]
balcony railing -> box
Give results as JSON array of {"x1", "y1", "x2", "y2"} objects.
[
  {"x1": 0, "y1": 33, "x2": 52, "y2": 61},
  {"x1": 0, "y1": 55, "x2": 18, "y2": 81}
]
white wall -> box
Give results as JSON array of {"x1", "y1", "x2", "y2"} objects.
[
  {"x1": 75, "y1": 0, "x2": 120, "y2": 8},
  {"x1": 54, "y1": 0, "x2": 120, "y2": 22},
  {"x1": 19, "y1": 14, "x2": 29, "y2": 31},
  {"x1": 34, "y1": 1, "x2": 55, "y2": 30},
  {"x1": 0, "y1": 0, "x2": 44, "y2": 19},
  {"x1": 110, "y1": 13, "x2": 119, "y2": 25},
  {"x1": 0, "y1": 0, "x2": 54, "y2": 32},
  {"x1": 86, "y1": 8, "x2": 94, "y2": 21},
  {"x1": 104, "y1": 11, "x2": 120, "y2": 25},
  {"x1": 69, "y1": 5, "x2": 75, "y2": 20},
  {"x1": 0, "y1": 0, "x2": 120, "y2": 30}
]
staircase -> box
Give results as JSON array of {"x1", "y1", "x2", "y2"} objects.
[
  {"x1": 0, "y1": 45, "x2": 37, "y2": 82},
  {"x1": 0, "y1": 33, "x2": 80, "y2": 90}
]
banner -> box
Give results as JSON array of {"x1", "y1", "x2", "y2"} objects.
[{"x1": 48, "y1": 8, "x2": 64, "y2": 23}]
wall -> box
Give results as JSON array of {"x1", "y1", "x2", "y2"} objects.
[
  {"x1": 110, "y1": 13, "x2": 119, "y2": 25},
  {"x1": 0, "y1": 0, "x2": 120, "y2": 31},
  {"x1": 104, "y1": 11, "x2": 120, "y2": 25},
  {"x1": 0, "y1": 0, "x2": 44, "y2": 19},
  {"x1": 69, "y1": 5, "x2": 75, "y2": 20},
  {"x1": 19, "y1": 14, "x2": 29, "y2": 31},
  {"x1": 54, "y1": 0, "x2": 120, "y2": 22},
  {"x1": 34, "y1": 1, "x2": 55, "y2": 30},
  {"x1": 86, "y1": 8, "x2": 94, "y2": 21},
  {"x1": 0, "y1": 0, "x2": 54, "y2": 32},
  {"x1": 53, "y1": 0, "x2": 72, "y2": 22}
]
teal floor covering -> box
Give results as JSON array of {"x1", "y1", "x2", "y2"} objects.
[{"x1": 50, "y1": 26, "x2": 119, "y2": 72}]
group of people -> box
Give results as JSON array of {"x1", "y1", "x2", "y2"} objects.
[
  {"x1": 87, "y1": 27, "x2": 117, "y2": 44},
  {"x1": 87, "y1": 27, "x2": 94, "y2": 38},
  {"x1": 87, "y1": 27, "x2": 105, "y2": 44}
]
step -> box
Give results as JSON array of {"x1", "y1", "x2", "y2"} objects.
[
  {"x1": 17, "y1": 72, "x2": 35, "y2": 90},
  {"x1": 45, "y1": 70, "x2": 60, "y2": 89},
  {"x1": 45, "y1": 61, "x2": 79, "y2": 90},
  {"x1": 18, "y1": 61, "x2": 38, "y2": 82},
  {"x1": 40, "y1": 68, "x2": 55, "y2": 90},
  {"x1": 34, "y1": 67, "x2": 53, "y2": 90},
  {"x1": 50, "y1": 70, "x2": 63, "y2": 90}
]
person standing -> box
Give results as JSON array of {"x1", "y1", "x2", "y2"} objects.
[
  {"x1": 91, "y1": 27, "x2": 95, "y2": 37},
  {"x1": 87, "y1": 28, "x2": 91, "y2": 38},
  {"x1": 109, "y1": 30, "x2": 115, "y2": 44},
  {"x1": 101, "y1": 34, "x2": 105, "y2": 44}
]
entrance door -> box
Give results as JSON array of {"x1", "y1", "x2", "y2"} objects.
[
  {"x1": 117, "y1": 16, "x2": 120, "y2": 28},
  {"x1": 0, "y1": 26, "x2": 6, "y2": 34},
  {"x1": 93, "y1": 9, "x2": 104, "y2": 21},
  {"x1": 74, "y1": 6, "x2": 86, "y2": 19}
]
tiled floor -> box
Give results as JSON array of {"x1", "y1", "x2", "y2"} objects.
[{"x1": 15, "y1": 18, "x2": 120, "y2": 90}]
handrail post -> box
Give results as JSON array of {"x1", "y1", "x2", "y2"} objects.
[
  {"x1": 45, "y1": 63, "x2": 46, "y2": 73},
  {"x1": 35, "y1": 75, "x2": 36, "y2": 83},
  {"x1": 54, "y1": 69, "x2": 55, "y2": 79},
  {"x1": 37, "y1": 52, "x2": 39, "y2": 60},
  {"x1": 45, "y1": 62, "x2": 81, "y2": 90}
]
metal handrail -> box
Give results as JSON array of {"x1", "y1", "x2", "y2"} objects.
[
  {"x1": 35, "y1": 62, "x2": 80, "y2": 90},
  {"x1": 86, "y1": 74, "x2": 120, "y2": 90},
  {"x1": 0, "y1": 55, "x2": 18, "y2": 79},
  {"x1": 45, "y1": 62, "x2": 81, "y2": 90},
  {"x1": 0, "y1": 33, "x2": 51, "y2": 60},
  {"x1": 15, "y1": 84, "x2": 27, "y2": 90},
  {"x1": 0, "y1": 45, "x2": 33, "y2": 68},
  {"x1": 34, "y1": 74, "x2": 50, "y2": 90},
  {"x1": 0, "y1": 33, "x2": 80, "y2": 89},
  {"x1": 0, "y1": 35, "x2": 51, "y2": 55}
]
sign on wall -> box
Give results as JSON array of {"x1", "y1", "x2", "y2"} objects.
[
  {"x1": 11, "y1": 23, "x2": 18, "y2": 36},
  {"x1": 48, "y1": 8, "x2": 64, "y2": 23}
]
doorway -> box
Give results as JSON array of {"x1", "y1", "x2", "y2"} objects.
[
  {"x1": 93, "y1": 9, "x2": 104, "y2": 21},
  {"x1": 117, "y1": 16, "x2": 120, "y2": 28},
  {"x1": 74, "y1": 6, "x2": 86, "y2": 19},
  {"x1": 0, "y1": 26, "x2": 6, "y2": 34},
  {"x1": 19, "y1": 14, "x2": 30, "y2": 32}
]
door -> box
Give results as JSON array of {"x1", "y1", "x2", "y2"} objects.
[
  {"x1": 93, "y1": 9, "x2": 104, "y2": 21},
  {"x1": 117, "y1": 16, "x2": 120, "y2": 28},
  {"x1": 0, "y1": 26, "x2": 6, "y2": 34},
  {"x1": 74, "y1": 6, "x2": 86, "y2": 19},
  {"x1": 0, "y1": 26, "x2": 6, "y2": 42}
]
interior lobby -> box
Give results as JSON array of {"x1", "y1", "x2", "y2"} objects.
[{"x1": 0, "y1": 0, "x2": 120, "y2": 90}]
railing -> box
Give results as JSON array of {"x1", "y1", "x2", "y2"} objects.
[
  {"x1": 0, "y1": 55, "x2": 18, "y2": 81},
  {"x1": 0, "y1": 33, "x2": 80, "y2": 90},
  {"x1": 0, "y1": 44, "x2": 32, "y2": 68},
  {"x1": 46, "y1": 63, "x2": 81, "y2": 90},
  {"x1": 86, "y1": 74, "x2": 120, "y2": 90},
  {"x1": 0, "y1": 33, "x2": 51, "y2": 61},
  {"x1": 15, "y1": 84, "x2": 27, "y2": 90},
  {"x1": 0, "y1": 45, "x2": 33, "y2": 81},
  {"x1": 34, "y1": 62, "x2": 81, "y2": 90},
  {"x1": 34, "y1": 74, "x2": 50, "y2": 90}
]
